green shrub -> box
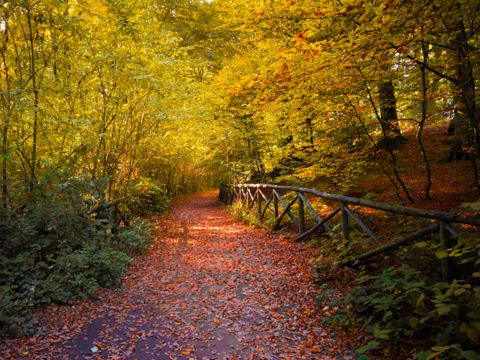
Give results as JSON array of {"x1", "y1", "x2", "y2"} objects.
[
  {"x1": 0, "y1": 173, "x2": 155, "y2": 338},
  {"x1": 229, "y1": 199, "x2": 262, "y2": 227},
  {"x1": 346, "y1": 264, "x2": 480, "y2": 359},
  {"x1": 0, "y1": 285, "x2": 36, "y2": 338},
  {"x1": 0, "y1": 254, "x2": 41, "y2": 338},
  {"x1": 116, "y1": 219, "x2": 155, "y2": 254},
  {"x1": 124, "y1": 177, "x2": 170, "y2": 216},
  {"x1": 94, "y1": 248, "x2": 132, "y2": 287},
  {"x1": 48, "y1": 246, "x2": 131, "y2": 302}
]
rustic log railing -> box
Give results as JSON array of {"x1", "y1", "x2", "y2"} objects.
[{"x1": 218, "y1": 183, "x2": 480, "y2": 281}]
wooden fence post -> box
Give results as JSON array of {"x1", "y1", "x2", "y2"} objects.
[
  {"x1": 273, "y1": 194, "x2": 279, "y2": 219},
  {"x1": 341, "y1": 203, "x2": 350, "y2": 242},
  {"x1": 440, "y1": 221, "x2": 453, "y2": 282},
  {"x1": 298, "y1": 193, "x2": 305, "y2": 233},
  {"x1": 257, "y1": 191, "x2": 262, "y2": 218}
]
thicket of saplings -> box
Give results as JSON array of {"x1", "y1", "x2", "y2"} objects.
[{"x1": 0, "y1": 173, "x2": 170, "y2": 338}]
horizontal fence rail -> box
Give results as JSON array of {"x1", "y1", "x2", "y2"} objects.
[{"x1": 219, "y1": 183, "x2": 480, "y2": 282}]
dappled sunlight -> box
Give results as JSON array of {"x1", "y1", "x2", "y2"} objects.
[{"x1": 190, "y1": 225, "x2": 243, "y2": 234}]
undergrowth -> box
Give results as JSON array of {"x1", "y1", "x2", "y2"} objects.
[
  {"x1": 228, "y1": 200, "x2": 263, "y2": 228},
  {"x1": 0, "y1": 173, "x2": 165, "y2": 338},
  {"x1": 314, "y1": 227, "x2": 480, "y2": 360}
]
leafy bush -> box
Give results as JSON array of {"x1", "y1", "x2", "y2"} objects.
[
  {"x1": 346, "y1": 261, "x2": 480, "y2": 359},
  {"x1": 47, "y1": 246, "x2": 131, "y2": 302},
  {"x1": 0, "y1": 173, "x2": 157, "y2": 338},
  {"x1": 228, "y1": 198, "x2": 263, "y2": 228},
  {"x1": 116, "y1": 219, "x2": 155, "y2": 254},
  {"x1": 0, "y1": 284, "x2": 36, "y2": 338},
  {"x1": 312, "y1": 229, "x2": 480, "y2": 359},
  {"x1": 124, "y1": 177, "x2": 170, "y2": 216}
]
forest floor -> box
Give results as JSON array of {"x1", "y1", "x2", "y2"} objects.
[
  {"x1": 354, "y1": 123, "x2": 480, "y2": 211},
  {"x1": 0, "y1": 191, "x2": 360, "y2": 360},
  {"x1": 2, "y1": 125, "x2": 476, "y2": 360}
]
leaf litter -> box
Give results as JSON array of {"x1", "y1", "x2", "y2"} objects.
[{"x1": 0, "y1": 191, "x2": 359, "y2": 359}]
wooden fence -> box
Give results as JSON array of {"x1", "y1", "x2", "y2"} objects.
[{"x1": 218, "y1": 183, "x2": 480, "y2": 282}]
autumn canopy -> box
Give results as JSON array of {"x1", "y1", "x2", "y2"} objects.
[{"x1": 1, "y1": 0, "x2": 480, "y2": 358}]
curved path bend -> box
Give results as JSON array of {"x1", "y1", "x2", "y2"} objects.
[{"x1": 1, "y1": 191, "x2": 355, "y2": 359}]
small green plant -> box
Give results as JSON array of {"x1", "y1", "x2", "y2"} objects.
[
  {"x1": 116, "y1": 219, "x2": 155, "y2": 254},
  {"x1": 124, "y1": 177, "x2": 170, "y2": 216},
  {"x1": 49, "y1": 246, "x2": 132, "y2": 302},
  {"x1": 345, "y1": 262, "x2": 480, "y2": 359},
  {"x1": 315, "y1": 283, "x2": 334, "y2": 305},
  {"x1": 229, "y1": 200, "x2": 262, "y2": 227}
]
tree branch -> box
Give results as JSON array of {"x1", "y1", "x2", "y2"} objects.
[{"x1": 405, "y1": 55, "x2": 458, "y2": 84}]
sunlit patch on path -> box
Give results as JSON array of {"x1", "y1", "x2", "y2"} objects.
[{"x1": 0, "y1": 191, "x2": 355, "y2": 359}]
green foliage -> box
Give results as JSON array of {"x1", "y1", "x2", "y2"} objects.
[
  {"x1": 228, "y1": 200, "x2": 262, "y2": 228},
  {"x1": 346, "y1": 263, "x2": 480, "y2": 359},
  {"x1": 116, "y1": 219, "x2": 155, "y2": 254},
  {"x1": 315, "y1": 284, "x2": 334, "y2": 305},
  {"x1": 124, "y1": 178, "x2": 170, "y2": 217},
  {"x1": 461, "y1": 201, "x2": 480, "y2": 213},
  {"x1": 0, "y1": 255, "x2": 38, "y2": 338},
  {"x1": 311, "y1": 221, "x2": 480, "y2": 358},
  {"x1": 48, "y1": 246, "x2": 131, "y2": 302},
  {"x1": 0, "y1": 174, "x2": 155, "y2": 338},
  {"x1": 0, "y1": 285, "x2": 36, "y2": 339}
]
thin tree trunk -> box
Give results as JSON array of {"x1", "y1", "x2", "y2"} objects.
[
  {"x1": 343, "y1": 92, "x2": 404, "y2": 203},
  {"x1": 27, "y1": 9, "x2": 38, "y2": 191},
  {"x1": 1, "y1": 124, "x2": 8, "y2": 207},
  {"x1": 389, "y1": 150, "x2": 415, "y2": 203},
  {"x1": 418, "y1": 39, "x2": 432, "y2": 200},
  {"x1": 305, "y1": 117, "x2": 314, "y2": 145},
  {"x1": 1, "y1": 25, "x2": 11, "y2": 207}
]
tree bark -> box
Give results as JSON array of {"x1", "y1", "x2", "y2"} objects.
[
  {"x1": 378, "y1": 80, "x2": 403, "y2": 151},
  {"x1": 418, "y1": 39, "x2": 432, "y2": 200},
  {"x1": 453, "y1": 18, "x2": 479, "y2": 186},
  {"x1": 27, "y1": 8, "x2": 38, "y2": 191},
  {"x1": 1, "y1": 24, "x2": 11, "y2": 207}
]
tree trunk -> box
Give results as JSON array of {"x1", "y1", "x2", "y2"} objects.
[
  {"x1": 27, "y1": 9, "x2": 38, "y2": 191},
  {"x1": 305, "y1": 117, "x2": 314, "y2": 145},
  {"x1": 1, "y1": 25, "x2": 11, "y2": 207},
  {"x1": 378, "y1": 80, "x2": 404, "y2": 151},
  {"x1": 361, "y1": 81, "x2": 413, "y2": 203},
  {"x1": 418, "y1": 39, "x2": 432, "y2": 200},
  {"x1": 1, "y1": 125, "x2": 8, "y2": 207},
  {"x1": 453, "y1": 18, "x2": 479, "y2": 186}
]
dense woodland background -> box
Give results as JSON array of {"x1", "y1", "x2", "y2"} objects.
[{"x1": 1, "y1": 0, "x2": 480, "y2": 358}]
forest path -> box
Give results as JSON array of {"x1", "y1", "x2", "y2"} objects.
[{"x1": 2, "y1": 191, "x2": 355, "y2": 359}]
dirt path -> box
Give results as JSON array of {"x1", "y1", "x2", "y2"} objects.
[{"x1": 1, "y1": 191, "x2": 355, "y2": 359}]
